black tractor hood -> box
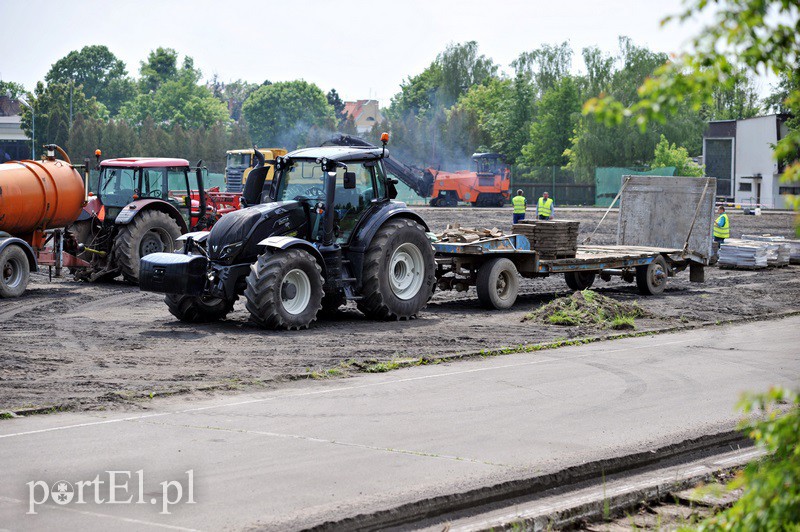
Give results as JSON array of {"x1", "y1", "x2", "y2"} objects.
[{"x1": 207, "y1": 201, "x2": 303, "y2": 261}]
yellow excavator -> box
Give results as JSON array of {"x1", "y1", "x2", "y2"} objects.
[{"x1": 224, "y1": 147, "x2": 287, "y2": 193}]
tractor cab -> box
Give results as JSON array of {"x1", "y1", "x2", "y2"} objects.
[{"x1": 473, "y1": 152, "x2": 507, "y2": 176}]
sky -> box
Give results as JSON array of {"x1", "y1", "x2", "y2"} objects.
[{"x1": 0, "y1": 0, "x2": 739, "y2": 106}]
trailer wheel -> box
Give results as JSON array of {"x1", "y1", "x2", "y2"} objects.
[
  {"x1": 476, "y1": 258, "x2": 519, "y2": 309},
  {"x1": 358, "y1": 218, "x2": 435, "y2": 320},
  {"x1": 114, "y1": 210, "x2": 182, "y2": 284},
  {"x1": 636, "y1": 256, "x2": 668, "y2": 295},
  {"x1": 244, "y1": 249, "x2": 323, "y2": 330},
  {"x1": 165, "y1": 294, "x2": 237, "y2": 322},
  {"x1": 565, "y1": 271, "x2": 596, "y2": 291},
  {"x1": 0, "y1": 245, "x2": 30, "y2": 298}
]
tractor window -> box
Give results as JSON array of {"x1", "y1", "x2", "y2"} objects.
[
  {"x1": 226, "y1": 153, "x2": 251, "y2": 168},
  {"x1": 98, "y1": 167, "x2": 137, "y2": 207},
  {"x1": 276, "y1": 161, "x2": 326, "y2": 202},
  {"x1": 167, "y1": 168, "x2": 189, "y2": 192},
  {"x1": 333, "y1": 163, "x2": 376, "y2": 244},
  {"x1": 372, "y1": 162, "x2": 387, "y2": 199},
  {"x1": 140, "y1": 168, "x2": 165, "y2": 199}
]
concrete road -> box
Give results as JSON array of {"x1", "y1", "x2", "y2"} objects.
[{"x1": 1, "y1": 317, "x2": 798, "y2": 531}]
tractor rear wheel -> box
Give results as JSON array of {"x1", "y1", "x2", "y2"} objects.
[
  {"x1": 114, "y1": 210, "x2": 182, "y2": 284},
  {"x1": 166, "y1": 294, "x2": 237, "y2": 322},
  {"x1": 0, "y1": 245, "x2": 30, "y2": 298},
  {"x1": 357, "y1": 218, "x2": 435, "y2": 320},
  {"x1": 244, "y1": 249, "x2": 323, "y2": 330}
]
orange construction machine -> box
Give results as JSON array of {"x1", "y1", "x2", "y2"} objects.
[{"x1": 426, "y1": 153, "x2": 510, "y2": 207}]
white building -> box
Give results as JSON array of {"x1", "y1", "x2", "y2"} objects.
[
  {"x1": 703, "y1": 114, "x2": 796, "y2": 209},
  {"x1": 0, "y1": 96, "x2": 30, "y2": 161}
]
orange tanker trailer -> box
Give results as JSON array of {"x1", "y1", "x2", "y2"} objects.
[{"x1": 0, "y1": 145, "x2": 92, "y2": 297}]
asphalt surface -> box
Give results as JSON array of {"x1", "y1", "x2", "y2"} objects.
[{"x1": 1, "y1": 317, "x2": 798, "y2": 531}]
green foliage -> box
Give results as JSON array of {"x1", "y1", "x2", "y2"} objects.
[
  {"x1": 20, "y1": 81, "x2": 106, "y2": 150},
  {"x1": 652, "y1": 135, "x2": 705, "y2": 177},
  {"x1": 242, "y1": 80, "x2": 335, "y2": 149},
  {"x1": 520, "y1": 76, "x2": 581, "y2": 167},
  {"x1": 45, "y1": 45, "x2": 135, "y2": 115},
  {"x1": 207, "y1": 77, "x2": 259, "y2": 122},
  {"x1": 705, "y1": 68, "x2": 762, "y2": 121},
  {"x1": 584, "y1": 0, "x2": 800, "y2": 187},
  {"x1": 139, "y1": 47, "x2": 181, "y2": 92},
  {"x1": 119, "y1": 79, "x2": 228, "y2": 129},
  {"x1": 694, "y1": 388, "x2": 800, "y2": 531},
  {"x1": 513, "y1": 41, "x2": 573, "y2": 95},
  {"x1": 0, "y1": 80, "x2": 26, "y2": 99}
]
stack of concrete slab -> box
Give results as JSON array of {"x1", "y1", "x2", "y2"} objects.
[
  {"x1": 741, "y1": 234, "x2": 795, "y2": 265},
  {"x1": 513, "y1": 220, "x2": 580, "y2": 259},
  {"x1": 718, "y1": 239, "x2": 769, "y2": 269},
  {"x1": 436, "y1": 224, "x2": 504, "y2": 243}
]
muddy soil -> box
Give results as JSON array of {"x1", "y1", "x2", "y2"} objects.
[{"x1": 1, "y1": 208, "x2": 797, "y2": 412}]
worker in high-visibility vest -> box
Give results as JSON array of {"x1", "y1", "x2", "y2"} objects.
[
  {"x1": 713, "y1": 205, "x2": 730, "y2": 243},
  {"x1": 511, "y1": 189, "x2": 527, "y2": 223},
  {"x1": 537, "y1": 191, "x2": 554, "y2": 220}
]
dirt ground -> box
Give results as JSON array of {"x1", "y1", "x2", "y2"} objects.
[{"x1": 1, "y1": 207, "x2": 797, "y2": 412}]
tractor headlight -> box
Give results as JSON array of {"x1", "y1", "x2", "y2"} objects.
[{"x1": 219, "y1": 242, "x2": 243, "y2": 260}]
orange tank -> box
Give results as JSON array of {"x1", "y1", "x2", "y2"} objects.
[{"x1": 0, "y1": 159, "x2": 85, "y2": 234}]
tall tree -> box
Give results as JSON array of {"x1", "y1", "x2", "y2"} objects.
[
  {"x1": 45, "y1": 45, "x2": 136, "y2": 116},
  {"x1": 242, "y1": 80, "x2": 336, "y2": 149},
  {"x1": 513, "y1": 42, "x2": 573, "y2": 96},
  {"x1": 0, "y1": 80, "x2": 26, "y2": 99},
  {"x1": 521, "y1": 76, "x2": 581, "y2": 167}
]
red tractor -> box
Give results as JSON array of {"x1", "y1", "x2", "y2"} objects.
[
  {"x1": 426, "y1": 153, "x2": 510, "y2": 207},
  {"x1": 70, "y1": 157, "x2": 214, "y2": 283}
]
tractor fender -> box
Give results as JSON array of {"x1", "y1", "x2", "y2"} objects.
[
  {"x1": 0, "y1": 235, "x2": 37, "y2": 271},
  {"x1": 176, "y1": 231, "x2": 211, "y2": 243},
  {"x1": 114, "y1": 199, "x2": 189, "y2": 233},
  {"x1": 255, "y1": 236, "x2": 326, "y2": 273},
  {"x1": 348, "y1": 203, "x2": 430, "y2": 254}
]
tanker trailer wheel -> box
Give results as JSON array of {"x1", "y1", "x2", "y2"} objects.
[
  {"x1": 114, "y1": 210, "x2": 182, "y2": 284},
  {"x1": 636, "y1": 256, "x2": 668, "y2": 295},
  {"x1": 357, "y1": 218, "x2": 435, "y2": 320},
  {"x1": 0, "y1": 245, "x2": 30, "y2": 298},
  {"x1": 244, "y1": 249, "x2": 323, "y2": 330},
  {"x1": 165, "y1": 294, "x2": 237, "y2": 323},
  {"x1": 565, "y1": 271, "x2": 596, "y2": 291},
  {"x1": 476, "y1": 258, "x2": 519, "y2": 309}
]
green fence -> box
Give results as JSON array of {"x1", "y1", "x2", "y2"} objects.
[
  {"x1": 512, "y1": 166, "x2": 595, "y2": 206},
  {"x1": 594, "y1": 167, "x2": 676, "y2": 207}
]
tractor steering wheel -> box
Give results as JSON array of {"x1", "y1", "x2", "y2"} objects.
[{"x1": 303, "y1": 186, "x2": 324, "y2": 197}]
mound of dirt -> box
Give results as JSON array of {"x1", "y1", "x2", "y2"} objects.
[{"x1": 523, "y1": 290, "x2": 645, "y2": 330}]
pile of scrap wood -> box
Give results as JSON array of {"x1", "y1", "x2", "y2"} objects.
[
  {"x1": 435, "y1": 224, "x2": 504, "y2": 243},
  {"x1": 718, "y1": 239, "x2": 769, "y2": 269},
  {"x1": 512, "y1": 220, "x2": 579, "y2": 259},
  {"x1": 741, "y1": 234, "x2": 796, "y2": 265}
]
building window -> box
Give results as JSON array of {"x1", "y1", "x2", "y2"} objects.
[
  {"x1": 739, "y1": 182, "x2": 752, "y2": 192},
  {"x1": 779, "y1": 186, "x2": 800, "y2": 195}
]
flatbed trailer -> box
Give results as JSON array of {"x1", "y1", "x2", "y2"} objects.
[{"x1": 433, "y1": 234, "x2": 705, "y2": 309}]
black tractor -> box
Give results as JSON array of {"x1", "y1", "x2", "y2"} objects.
[{"x1": 139, "y1": 136, "x2": 436, "y2": 330}]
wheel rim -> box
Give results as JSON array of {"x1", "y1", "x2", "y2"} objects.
[
  {"x1": 2, "y1": 255, "x2": 24, "y2": 288},
  {"x1": 281, "y1": 268, "x2": 312, "y2": 315},
  {"x1": 650, "y1": 262, "x2": 667, "y2": 289},
  {"x1": 389, "y1": 243, "x2": 425, "y2": 300},
  {"x1": 495, "y1": 270, "x2": 512, "y2": 299},
  {"x1": 140, "y1": 228, "x2": 172, "y2": 256}
]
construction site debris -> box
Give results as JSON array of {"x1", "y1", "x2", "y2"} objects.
[
  {"x1": 740, "y1": 234, "x2": 794, "y2": 265},
  {"x1": 522, "y1": 289, "x2": 645, "y2": 329},
  {"x1": 435, "y1": 224, "x2": 504, "y2": 243},
  {"x1": 718, "y1": 240, "x2": 769, "y2": 269},
  {"x1": 512, "y1": 220, "x2": 580, "y2": 259}
]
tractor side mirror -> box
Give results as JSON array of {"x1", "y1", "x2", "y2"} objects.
[{"x1": 343, "y1": 171, "x2": 357, "y2": 190}]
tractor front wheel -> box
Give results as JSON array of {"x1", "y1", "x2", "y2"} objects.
[
  {"x1": 357, "y1": 218, "x2": 435, "y2": 320},
  {"x1": 244, "y1": 249, "x2": 323, "y2": 330},
  {"x1": 114, "y1": 210, "x2": 182, "y2": 284},
  {"x1": 165, "y1": 294, "x2": 237, "y2": 323}
]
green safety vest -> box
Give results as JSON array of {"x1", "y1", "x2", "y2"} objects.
[
  {"x1": 713, "y1": 213, "x2": 730, "y2": 239},
  {"x1": 512, "y1": 195, "x2": 526, "y2": 214},
  {"x1": 538, "y1": 197, "x2": 553, "y2": 217}
]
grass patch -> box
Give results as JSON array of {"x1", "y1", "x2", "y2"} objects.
[{"x1": 524, "y1": 289, "x2": 645, "y2": 330}]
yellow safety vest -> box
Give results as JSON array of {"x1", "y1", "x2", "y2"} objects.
[
  {"x1": 512, "y1": 195, "x2": 526, "y2": 214},
  {"x1": 538, "y1": 197, "x2": 553, "y2": 217},
  {"x1": 713, "y1": 213, "x2": 729, "y2": 239}
]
